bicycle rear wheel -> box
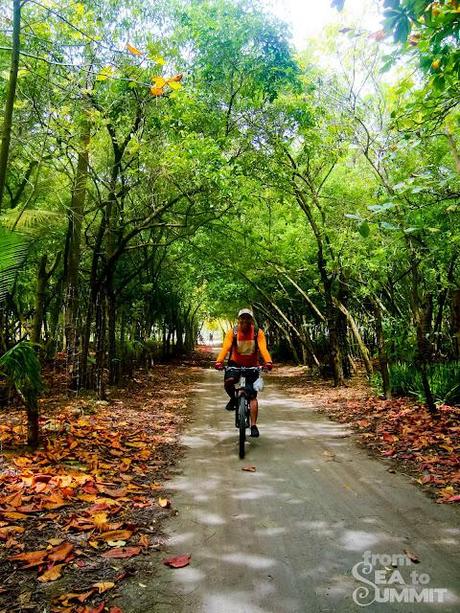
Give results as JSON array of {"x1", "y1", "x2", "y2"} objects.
[{"x1": 238, "y1": 396, "x2": 246, "y2": 459}]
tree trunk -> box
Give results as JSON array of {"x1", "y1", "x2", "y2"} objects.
[
  {"x1": 107, "y1": 275, "x2": 118, "y2": 385},
  {"x1": 64, "y1": 117, "x2": 90, "y2": 390},
  {"x1": 95, "y1": 290, "x2": 106, "y2": 400},
  {"x1": 31, "y1": 254, "x2": 48, "y2": 348},
  {"x1": 0, "y1": 0, "x2": 21, "y2": 210},
  {"x1": 453, "y1": 288, "x2": 460, "y2": 359},
  {"x1": 411, "y1": 260, "x2": 436, "y2": 414},
  {"x1": 373, "y1": 300, "x2": 391, "y2": 399},
  {"x1": 334, "y1": 299, "x2": 373, "y2": 378}
]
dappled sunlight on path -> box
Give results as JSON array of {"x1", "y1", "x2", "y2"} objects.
[{"x1": 119, "y1": 369, "x2": 460, "y2": 613}]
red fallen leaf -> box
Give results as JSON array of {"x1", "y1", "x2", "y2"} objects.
[
  {"x1": 48, "y1": 542, "x2": 74, "y2": 562},
  {"x1": 109, "y1": 608, "x2": 124, "y2": 613},
  {"x1": 403, "y1": 548, "x2": 420, "y2": 563},
  {"x1": 101, "y1": 547, "x2": 141, "y2": 559},
  {"x1": 9, "y1": 549, "x2": 48, "y2": 568},
  {"x1": 163, "y1": 554, "x2": 191, "y2": 568},
  {"x1": 241, "y1": 465, "x2": 256, "y2": 472},
  {"x1": 4, "y1": 491, "x2": 22, "y2": 508},
  {"x1": 98, "y1": 486, "x2": 128, "y2": 499},
  {"x1": 83, "y1": 482, "x2": 98, "y2": 494},
  {"x1": 15, "y1": 505, "x2": 41, "y2": 513},
  {"x1": 446, "y1": 495, "x2": 460, "y2": 502}
]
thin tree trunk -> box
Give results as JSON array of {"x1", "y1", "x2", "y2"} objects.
[
  {"x1": 64, "y1": 117, "x2": 90, "y2": 390},
  {"x1": 0, "y1": 0, "x2": 21, "y2": 211},
  {"x1": 95, "y1": 289, "x2": 106, "y2": 400},
  {"x1": 453, "y1": 289, "x2": 460, "y2": 359},
  {"x1": 334, "y1": 299, "x2": 373, "y2": 378},
  {"x1": 372, "y1": 299, "x2": 391, "y2": 399},
  {"x1": 31, "y1": 254, "x2": 47, "y2": 348}
]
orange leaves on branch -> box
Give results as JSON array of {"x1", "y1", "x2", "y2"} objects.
[
  {"x1": 127, "y1": 43, "x2": 142, "y2": 56},
  {"x1": 150, "y1": 74, "x2": 183, "y2": 97}
]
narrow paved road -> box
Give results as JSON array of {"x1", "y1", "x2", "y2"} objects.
[{"x1": 122, "y1": 369, "x2": 460, "y2": 612}]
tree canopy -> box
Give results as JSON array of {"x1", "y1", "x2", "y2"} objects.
[{"x1": 0, "y1": 0, "x2": 459, "y2": 414}]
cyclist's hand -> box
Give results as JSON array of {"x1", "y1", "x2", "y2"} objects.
[
  {"x1": 214, "y1": 361, "x2": 224, "y2": 371},
  {"x1": 263, "y1": 362, "x2": 273, "y2": 372}
]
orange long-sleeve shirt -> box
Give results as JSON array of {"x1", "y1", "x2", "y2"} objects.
[{"x1": 216, "y1": 326, "x2": 272, "y2": 366}]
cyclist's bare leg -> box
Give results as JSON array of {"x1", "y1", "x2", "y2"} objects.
[
  {"x1": 249, "y1": 397, "x2": 258, "y2": 426},
  {"x1": 224, "y1": 378, "x2": 236, "y2": 398}
]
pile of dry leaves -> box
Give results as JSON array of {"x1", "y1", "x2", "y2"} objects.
[{"x1": 0, "y1": 361, "x2": 202, "y2": 613}]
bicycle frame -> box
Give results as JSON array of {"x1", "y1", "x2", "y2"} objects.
[{"x1": 224, "y1": 366, "x2": 262, "y2": 458}]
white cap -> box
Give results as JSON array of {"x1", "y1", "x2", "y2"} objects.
[{"x1": 238, "y1": 308, "x2": 254, "y2": 318}]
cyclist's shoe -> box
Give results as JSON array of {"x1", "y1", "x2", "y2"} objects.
[
  {"x1": 225, "y1": 399, "x2": 236, "y2": 411},
  {"x1": 250, "y1": 425, "x2": 259, "y2": 438}
]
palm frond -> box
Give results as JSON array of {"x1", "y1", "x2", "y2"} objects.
[
  {"x1": 0, "y1": 341, "x2": 43, "y2": 398},
  {"x1": 0, "y1": 209, "x2": 65, "y2": 234},
  {"x1": 0, "y1": 226, "x2": 30, "y2": 304}
]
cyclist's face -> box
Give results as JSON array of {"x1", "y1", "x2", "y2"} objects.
[{"x1": 239, "y1": 315, "x2": 252, "y2": 330}]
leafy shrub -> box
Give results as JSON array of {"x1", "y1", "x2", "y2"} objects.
[{"x1": 389, "y1": 361, "x2": 460, "y2": 405}]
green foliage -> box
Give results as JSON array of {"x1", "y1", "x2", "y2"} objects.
[
  {"x1": 0, "y1": 227, "x2": 29, "y2": 303},
  {"x1": 0, "y1": 341, "x2": 43, "y2": 403},
  {"x1": 389, "y1": 361, "x2": 460, "y2": 404}
]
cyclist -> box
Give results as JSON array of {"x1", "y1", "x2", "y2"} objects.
[{"x1": 214, "y1": 308, "x2": 272, "y2": 438}]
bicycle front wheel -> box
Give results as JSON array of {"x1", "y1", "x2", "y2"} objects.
[{"x1": 238, "y1": 396, "x2": 247, "y2": 459}]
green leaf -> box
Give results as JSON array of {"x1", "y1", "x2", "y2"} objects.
[
  {"x1": 358, "y1": 221, "x2": 370, "y2": 238},
  {"x1": 0, "y1": 227, "x2": 30, "y2": 304}
]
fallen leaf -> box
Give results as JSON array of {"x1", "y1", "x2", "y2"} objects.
[
  {"x1": 158, "y1": 497, "x2": 171, "y2": 508},
  {"x1": 9, "y1": 549, "x2": 48, "y2": 568},
  {"x1": 403, "y1": 548, "x2": 420, "y2": 563},
  {"x1": 93, "y1": 581, "x2": 115, "y2": 594},
  {"x1": 138, "y1": 534, "x2": 150, "y2": 548},
  {"x1": 101, "y1": 547, "x2": 141, "y2": 559},
  {"x1": 163, "y1": 554, "x2": 191, "y2": 568},
  {"x1": 107, "y1": 540, "x2": 126, "y2": 547},
  {"x1": 38, "y1": 564, "x2": 64, "y2": 582},
  {"x1": 48, "y1": 542, "x2": 74, "y2": 562},
  {"x1": 100, "y1": 529, "x2": 132, "y2": 542},
  {"x1": 241, "y1": 465, "x2": 256, "y2": 472}
]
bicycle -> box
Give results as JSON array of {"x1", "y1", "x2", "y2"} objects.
[{"x1": 225, "y1": 366, "x2": 263, "y2": 459}]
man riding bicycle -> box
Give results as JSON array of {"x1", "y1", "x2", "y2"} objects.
[{"x1": 214, "y1": 308, "x2": 272, "y2": 438}]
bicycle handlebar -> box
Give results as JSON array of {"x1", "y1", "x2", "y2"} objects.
[{"x1": 224, "y1": 366, "x2": 264, "y2": 372}]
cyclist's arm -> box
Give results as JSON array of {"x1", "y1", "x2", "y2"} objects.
[
  {"x1": 215, "y1": 329, "x2": 234, "y2": 364},
  {"x1": 257, "y1": 330, "x2": 272, "y2": 364}
]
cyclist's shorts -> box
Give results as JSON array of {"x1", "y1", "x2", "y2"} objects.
[{"x1": 225, "y1": 363, "x2": 259, "y2": 399}]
